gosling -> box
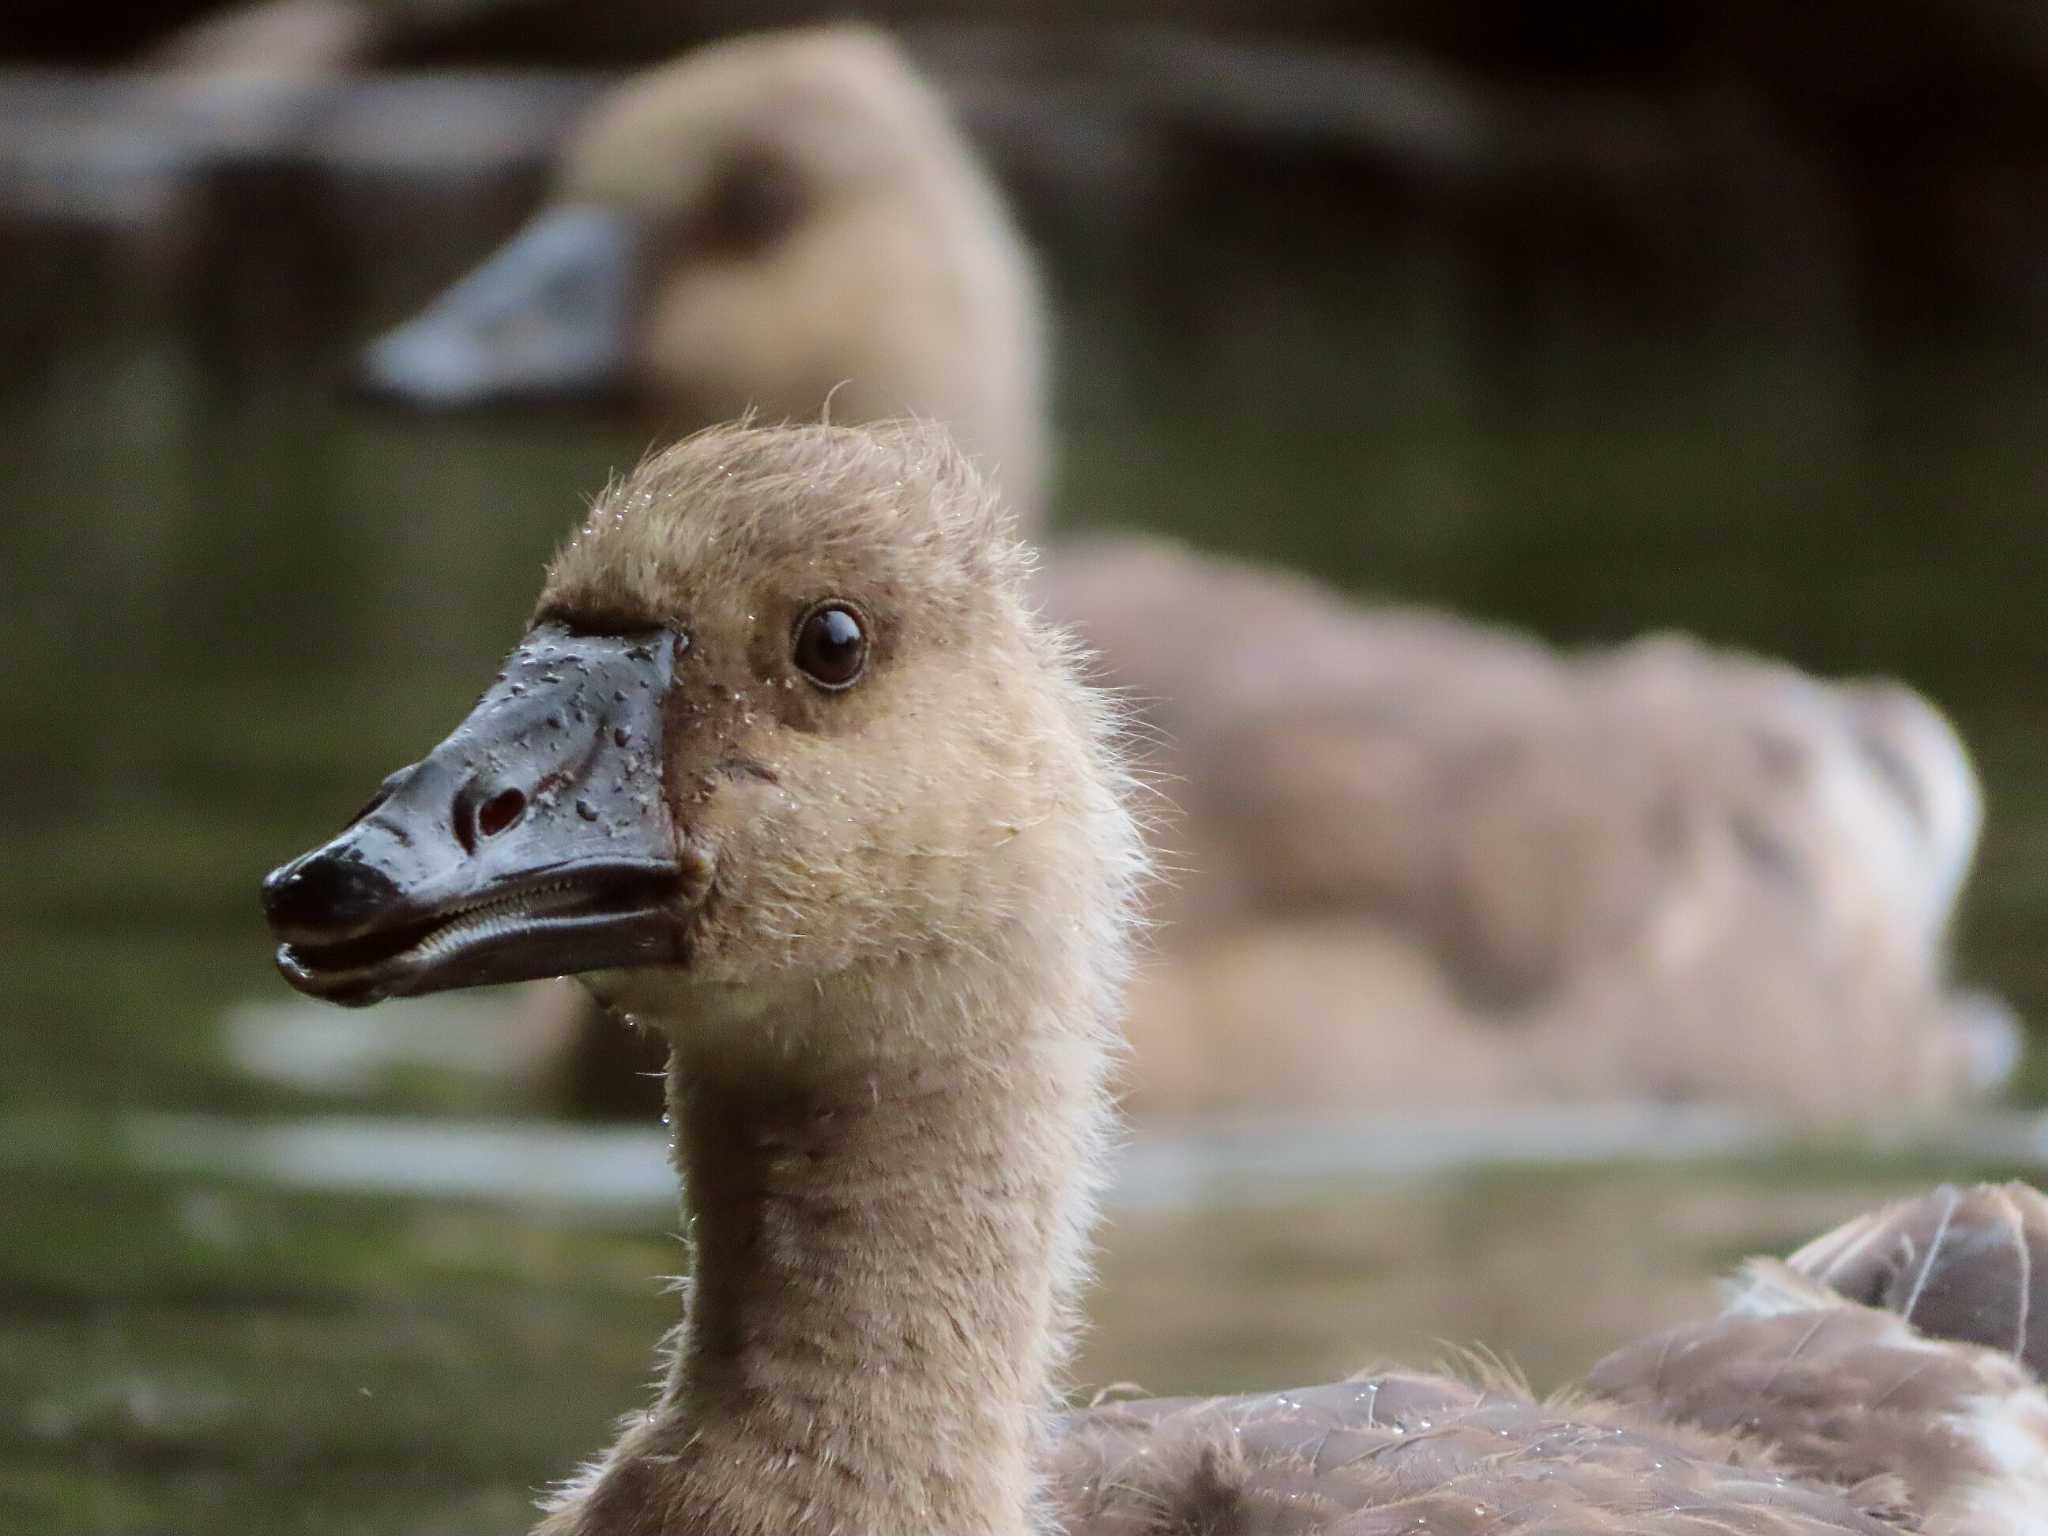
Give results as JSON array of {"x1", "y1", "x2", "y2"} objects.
[{"x1": 264, "y1": 422, "x2": 2048, "y2": 1536}]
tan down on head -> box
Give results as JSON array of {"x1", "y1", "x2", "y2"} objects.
[
  {"x1": 361, "y1": 23, "x2": 2010, "y2": 1116},
  {"x1": 263, "y1": 422, "x2": 2048, "y2": 1536}
]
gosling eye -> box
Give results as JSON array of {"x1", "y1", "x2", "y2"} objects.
[{"x1": 793, "y1": 602, "x2": 868, "y2": 690}]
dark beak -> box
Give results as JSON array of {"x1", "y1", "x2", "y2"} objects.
[
  {"x1": 354, "y1": 205, "x2": 644, "y2": 408},
  {"x1": 262, "y1": 624, "x2": 686, "y2": 1006}
]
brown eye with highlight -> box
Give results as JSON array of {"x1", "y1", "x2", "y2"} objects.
[{"x1": 793, "y1": 602, "x2": 867, "y2": 690}]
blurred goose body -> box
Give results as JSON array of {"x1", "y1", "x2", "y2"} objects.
[
  {"x1": 360, "y1": 25, "x2": 2009, "y2": 1114},
  {"x1": 1063, "y1": 542, "x2": 2005, "y2": 1114},
  {"x1": 261, "y1": 423, "x2": 2048, "y2": 1536}
]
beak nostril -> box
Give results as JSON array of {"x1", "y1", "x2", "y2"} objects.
[{"x1": 477, "y1": 788, "x2": 527, "y2": 839}]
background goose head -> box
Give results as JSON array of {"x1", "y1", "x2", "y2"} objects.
[{"x1": 358, "y1": 26, "x2": 1050, "y2": 528}]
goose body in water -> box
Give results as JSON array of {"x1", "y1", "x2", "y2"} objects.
[
  {"x1": 359, "y1": 26, "x2": 2009, "y2": 1114},
  {"x1": 264, "y1": 422, "x2": 2046, "y2": 1534}
]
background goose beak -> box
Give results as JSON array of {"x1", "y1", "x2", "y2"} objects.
[
  {"x1": 261, "y1": 623, "x2": 685, "y2": 1006},
  {"x1": 354, "y1": 204, "x2": 644, "y2": 407}
]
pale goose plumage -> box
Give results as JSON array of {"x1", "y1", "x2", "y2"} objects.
[
  {"x1": 262, "y1": 422, "x2": 2047, "y2": 1536},
  {"x1": 358, "y1": 24, "x2": 2009, "y2": 1114}
]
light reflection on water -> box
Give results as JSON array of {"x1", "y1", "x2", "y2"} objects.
[{"x1": 114, "y1": 1097, "x2": 2048, "y2": 1212}]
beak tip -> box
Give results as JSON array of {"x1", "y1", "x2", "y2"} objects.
[{"x1": 260, "y1": 849, "x2": 403, "y2": 942}]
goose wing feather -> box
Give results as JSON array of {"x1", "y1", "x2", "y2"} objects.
[
  {"x1": 1051, "y1": 1375, "x2": 1901, "y2": 1535},
  {"x1": 1784, "y1": 1180, "x2": 2048, "y2": 1379},
  {"x1": 1587, "y1": 1251, "x2": 2048, "y2": 1533}
]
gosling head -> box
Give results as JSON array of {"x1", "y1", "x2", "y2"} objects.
[
  {"x1": 263, "y1": 422, "x2": 1129, "y2": 1053},
  {"x1": 356, "y1": 27, "x2": 1045, "y2": 510}
]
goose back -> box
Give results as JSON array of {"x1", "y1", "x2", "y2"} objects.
[
  {"x1": 1054, "y1": 1183, "x2": 2048, "y2": 1536},
  {"x1": 1587, "y1": 1264, "x2": 2048, "y2": 1533},
  {"x1": 1053, "y1": 1376, "x2": 1900, "y2": 1535}
]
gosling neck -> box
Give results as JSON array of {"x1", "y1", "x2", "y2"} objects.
[{"x1": 553, "y1": 949, "x2": 1115, "y2": 1536}]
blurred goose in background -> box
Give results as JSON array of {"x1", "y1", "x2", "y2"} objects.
[
  {"x1": 261, "y1": 423, "x2": 2048, "y2": 1535},
  {"x1": 357, "y1": 24, "x2": 2013, "y2": 1115},
  {"x1": 359, "y1": 25, "x2": 1048, "y2": 526},
  {"x1": 1076, "y1": 542, "x2": 2008, "y2": 1114}
]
